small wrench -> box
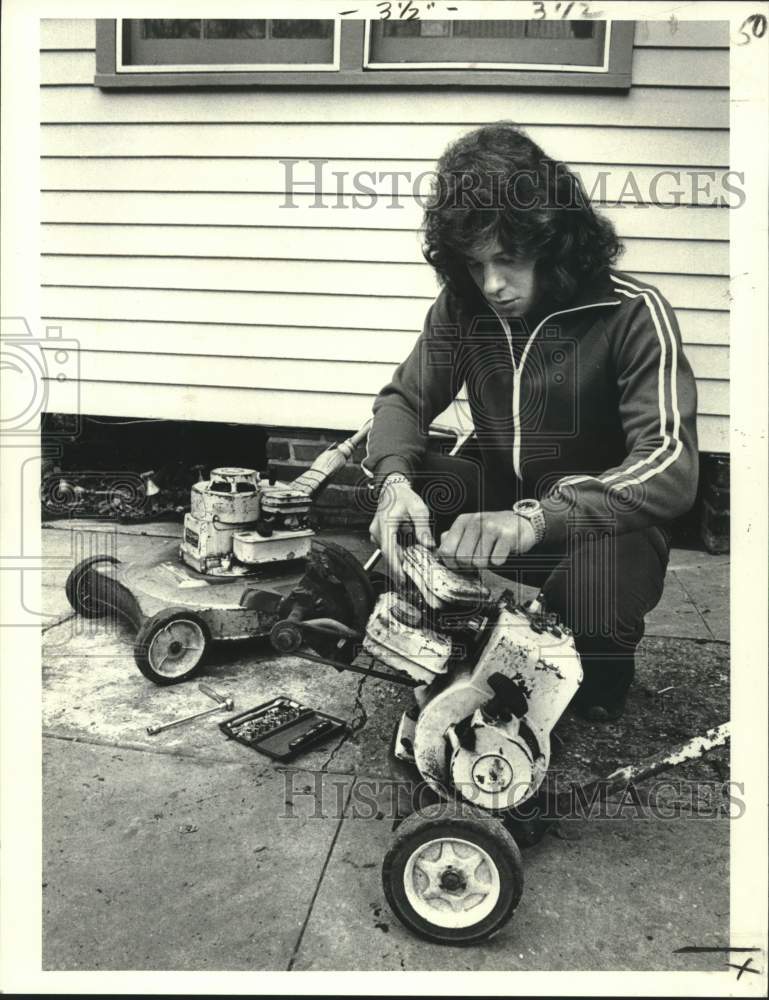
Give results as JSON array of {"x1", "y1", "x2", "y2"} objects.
[{"x1": 147, "y1": 696, "x2": 234, "y2": 736}]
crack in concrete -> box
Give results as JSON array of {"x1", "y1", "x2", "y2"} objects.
[
  {"x1": 42, "y1": 612, "x2": 76, "y2": 634},
  {"x1": 671, "y1": 570, "x2": 718, "y2": 641},
  {"x1": 287, "y1": 778, "x2": 356, "y2": 971},
  {"x1": 319, "y1": 662, "x2": 373, "y2": 771}
]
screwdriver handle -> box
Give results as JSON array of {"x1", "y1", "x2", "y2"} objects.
[{"x1": 198, "y1": 683, "x2": 225, "y2": 704}]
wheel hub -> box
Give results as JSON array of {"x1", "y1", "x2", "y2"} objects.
[
  {"x1": 403, "y1": 837, "x2": 501, "y2": 929},
  {"x1": 148, "y1": 619, "x2": 206, "y2": 678},
  {"x1": 439, "y1": 868, "x2": 466, "y2": 893},
  {"x1": 471, "y1": 753, "x2": 514, "y2": 793}
]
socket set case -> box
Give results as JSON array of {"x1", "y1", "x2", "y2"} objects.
[{"x1": 219, "y1": 696, "x2": 348, "y2": 761}]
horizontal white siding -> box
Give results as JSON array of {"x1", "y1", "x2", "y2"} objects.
[
  {"x1": 40, "y1": 226, "x2": 730, "y2": 276},
  {"x1": 41, "y1": 257, "x2": 729, "y2": 310},
  {"x1": 41, "y1": 123, "x2": 727, "y2": 164},
  {"x1": 41, "y1": 319, "x2": 730, "y2": 368},
  {"x1": 40, "y1": 288, "x2": 724, "y2": 338},
  {"x1": 41, "y1": 18, "x2": 730, "y2": 453}
]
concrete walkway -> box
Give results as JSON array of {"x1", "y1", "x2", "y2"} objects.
[{"x1": 41, "y1": 520, "x2": 730, "y2": 971}]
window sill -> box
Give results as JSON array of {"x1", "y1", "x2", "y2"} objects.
[{"x1": 95, "y1": 67, "x2": 632, "y2": 89}]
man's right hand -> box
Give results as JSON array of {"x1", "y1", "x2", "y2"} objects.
[{"x1": 369, "y1": 475, "x2": 434, "y2": 586}]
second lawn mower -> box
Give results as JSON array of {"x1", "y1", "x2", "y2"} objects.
[{"x1": 63, "y1": 423, "x2": 375, "y2": 685}]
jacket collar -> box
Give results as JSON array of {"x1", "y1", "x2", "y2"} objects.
[
  {"x1": 566, "y1": 269, "x2": 622, "y2": 310},
  {"x1": 460, "y1": 278, "x2": 619, "y2": 341}
]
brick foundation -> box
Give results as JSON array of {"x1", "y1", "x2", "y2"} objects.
[
  {"x1": 699, "y1": 454, "x2": 730, "y2": 554},
  {"x1": 265, "y1": 427, "x2": 374, "y2": 529}
]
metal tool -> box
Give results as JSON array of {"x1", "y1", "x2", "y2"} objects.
[
  {"x1": 198, "y1": 683, "x2": 228, "y2": 704},
  {"x1": 147, "y1": 695, "x2": 235, "y2": 735}
]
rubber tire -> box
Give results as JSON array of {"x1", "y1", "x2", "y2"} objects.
[
  {"x1": 134, "y1": 607, "x2": 210, "y2": 686},
  {"x1": 382, "y1": 801, "x2": 524, "y2": 945},
  {"x1": 65, "y1": 554, "x2": 120, "y2": 618}
]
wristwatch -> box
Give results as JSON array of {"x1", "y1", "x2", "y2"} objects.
[{"x1": 512, "y1": 498, "x2": 547, "y2": 545}]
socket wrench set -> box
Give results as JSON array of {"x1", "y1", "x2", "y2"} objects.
[{"x1": 219, "y1": 696, "x2": 348, "y2": 761}]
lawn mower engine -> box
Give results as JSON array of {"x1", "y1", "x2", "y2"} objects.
[
  {"x1": 180, "y1": 466, "x2": 315, "y2": 575},
  {"x1": 364, "y1": 544, "x2": 583, "y2": 814}
]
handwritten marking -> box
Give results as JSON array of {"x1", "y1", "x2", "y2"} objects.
[
  {"x1": 674, "y1": 946, "x2": 764, "y2": 979},
  {"x1": 533, "y1": 0, "x2": 593, "y2": 17},
  {"x1": 726, "y1": 957, "x2": 760, "y2": 980},
  {"x1": 674, "y1": 946, "x2": 761, "y2": 953},
  {"x1": 736, "y1": 13, "x2": 768, "y2": 44}
]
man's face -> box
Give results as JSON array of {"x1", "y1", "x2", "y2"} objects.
[{"x1": 465, "y1": 239, "x2": 538, "y2": 318}]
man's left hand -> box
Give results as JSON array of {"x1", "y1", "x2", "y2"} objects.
[{"x1": 438, "y1": 511, "x2": 537, "y2": 570}]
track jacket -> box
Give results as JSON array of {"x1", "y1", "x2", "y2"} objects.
[{"x1": 363, "y1": 270, "x2": 699, "y2": 544}]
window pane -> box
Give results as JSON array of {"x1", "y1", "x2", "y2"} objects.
[
  {"x1": 124, "y1": 18, "x2": 336, "y2": 67},
  {"x1": 452, "y1": 21, "x2": 596, "y2": 39},
  {"x1": 453, "y1": 21, "x2": 528, "y2": 38},
  {"x1": 141, "y1": 20, "x2": 201, "y2": 39},
  {"x1": 369, "y1": 19, "x2": 607, "y2": 67},
  {"x1": 382, "y1": 21, "x2": 450, "y2": 37},
  {"x1": 525, "y1": 21, "x2": 596, "y2": 38},
  {"x1": 270, "y1": 20, "x2": 334, "y2": 39},
  {"x1": 203, "y1": 20, "x2": 266, "y2": 39}
]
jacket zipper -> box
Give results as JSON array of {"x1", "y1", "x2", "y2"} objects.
[{"x1": 492, "y1": 301, "x2": 621, "y2": 480}]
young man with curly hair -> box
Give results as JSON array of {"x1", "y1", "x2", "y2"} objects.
[{"x1": 364, "y1": 122, "x2": 699, "y2": 721}]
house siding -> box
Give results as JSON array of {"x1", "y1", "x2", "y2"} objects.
[{"x1": 40, "y1": 18, "x2": 729, "y2": 452}]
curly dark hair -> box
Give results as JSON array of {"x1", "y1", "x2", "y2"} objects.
[{"x1": 423, "y1": 122, "x2": 623, "y2": 309}]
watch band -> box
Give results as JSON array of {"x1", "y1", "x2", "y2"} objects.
[
  {"x1": 375, "y1": 472, "x2": 412, "y2": 500},
  {"x1": 512, "y1": 498, "x2": 547, "y2": 545},
  {"x1": 381, "y1": 473, "x2": 411, "y2": 489}
]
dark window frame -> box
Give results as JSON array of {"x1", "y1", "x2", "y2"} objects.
[
  {"x1": 95, "y1": 19, "x2": 634, "y2": 89},
  {"x1": 118, "y1": 18, "x2": 340, "y2": 72}
]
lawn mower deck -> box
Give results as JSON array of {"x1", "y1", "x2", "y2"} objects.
[{"x1": 65, "y1": 535, "x2": 374, "y2": 686}]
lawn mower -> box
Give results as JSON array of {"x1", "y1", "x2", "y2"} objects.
[
  {"x1": 63, "y1": 420, "x2": 377, "y2": 685},
  {"x1": 357, "y1": 544, "x2": 731, "y2": 946},
  {"x1": 63, "y1": 421, "x2": 731, "y2": 947}
]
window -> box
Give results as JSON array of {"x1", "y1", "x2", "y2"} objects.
[
  {"x1": 118, "y1": 18, "x2": 339, "y2": 72},
  {"x1": 95, "y1": 19, "x2": 633, "y2": 89},
  {"x1": 366, "y1": 20, "x2": 610, "y2": 72}
]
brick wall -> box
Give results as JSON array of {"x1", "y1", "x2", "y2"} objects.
[
  {"x1": 699, "y1": 454, "x2": 729, "y2": 554},
  {"x1": 265, "y1": 427, "x2": 375, "y2": 529}
]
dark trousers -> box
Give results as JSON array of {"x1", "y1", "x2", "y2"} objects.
[{"x1": 414, "y1": 452, "x2": 671, "y2": 707}]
